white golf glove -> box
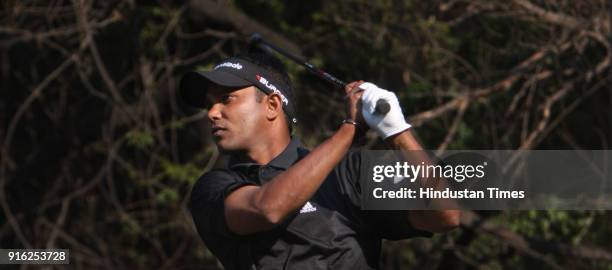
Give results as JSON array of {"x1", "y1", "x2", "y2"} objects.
[{"x1": 360, "y1": 82, "x2": 411, "y2": 139}]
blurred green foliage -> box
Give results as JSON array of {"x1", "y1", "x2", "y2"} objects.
[{"x1": 1, "y1": 0, "x2": 611, "y2": 269}]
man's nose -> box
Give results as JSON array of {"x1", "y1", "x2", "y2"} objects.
[{"x1": 207, "y1": 103, "x2": 222, "y2": 122}]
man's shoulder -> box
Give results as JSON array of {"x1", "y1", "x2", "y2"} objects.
[
  {"x1": 192, "y1": 168, "x2": 235, "y2": 188},
  {"x1": 190, "y1": 168, "x2": 242, "y2": 200},
  {"x1": 198, "y1": 168, "x2": 237, "y2": 181}
]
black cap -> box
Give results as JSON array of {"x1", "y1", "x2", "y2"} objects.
[{"x1": 179, "y1": 57, "x2": 297, "y2": 124}]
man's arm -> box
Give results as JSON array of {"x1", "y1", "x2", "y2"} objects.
[
  {"x1": 225, "y1": 124, "x2": 355, "y2": 235},
  {"x1": 224, "y1": 82, "x2": 364, "y2": 235},
  {"x1": 387, "y1": 130, "x2": 461, "y2": 233},
  {"x1": 358, "y1": 81, "x2": 460, "y2": 233}
]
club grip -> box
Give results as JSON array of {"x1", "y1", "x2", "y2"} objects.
[{"x1": 374, "y1": 99, "x2": 391, "y2": 115}]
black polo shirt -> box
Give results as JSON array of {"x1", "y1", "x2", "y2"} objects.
[{"x1": 189, "y1": 138, "x2": 431, "y2": 270}]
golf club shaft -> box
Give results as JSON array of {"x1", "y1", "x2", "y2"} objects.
[{"x1": 249, "y1": 33, "x2": 390, "y2": 115}]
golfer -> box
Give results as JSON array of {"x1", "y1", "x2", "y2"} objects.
[{"x1": 181, "y1": 49, "x2": 460, "y2": 269}]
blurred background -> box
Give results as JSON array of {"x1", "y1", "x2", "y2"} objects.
[{"x1": 1, "y1": 0, "x2": 611, "y2": 269}]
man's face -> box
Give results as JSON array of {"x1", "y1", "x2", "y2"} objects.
[{"x1": 206, "y1": 85, "x2": 267, "y2": 152}]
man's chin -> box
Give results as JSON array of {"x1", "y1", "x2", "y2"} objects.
[
  {"x1": 214, "y1": 140, "x2": 239, "y2": 153},
  {"x1": 216, "y1": 145, "x2": 231, "y2": 154}
]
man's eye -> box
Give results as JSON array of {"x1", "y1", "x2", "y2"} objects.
[{"x1": 221, "y1": 95, "x2": 233, "y2": 103}]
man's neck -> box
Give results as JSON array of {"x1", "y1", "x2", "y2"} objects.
[{"x1": 239, "y1": 135, "x2": 291, "y2": 165}]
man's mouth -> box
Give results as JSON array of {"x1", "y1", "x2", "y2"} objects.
[{"x1": 211, "y1": 126, "x2": 226, "y2": 136}]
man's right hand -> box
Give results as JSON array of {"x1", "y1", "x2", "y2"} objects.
[{"x1": 344, "y1": 80, "x2": 366, "y2": 126}]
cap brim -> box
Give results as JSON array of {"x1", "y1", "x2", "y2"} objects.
[{"x1": 179, "y1": 70, "x2": 252, "y2": 108}]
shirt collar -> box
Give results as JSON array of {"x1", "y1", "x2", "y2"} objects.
[
  {"x1": 266, "y1": 137, "x2": 302, "y2": 169},
  {"x1": 229, "y1": 137, "x2": 303, "y2": 171}
]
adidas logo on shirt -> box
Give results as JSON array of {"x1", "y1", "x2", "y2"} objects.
[{"x1": 299, "y1": 201, "x2": 317, "y2": 214}]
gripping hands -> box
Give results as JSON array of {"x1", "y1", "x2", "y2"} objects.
[{"x1": 359, "y1": 82, "x2": 411, "y2": 139}]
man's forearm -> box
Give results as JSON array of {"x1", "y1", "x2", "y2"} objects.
[
  {"x1": 253, "y1": 124, "x2": 356, "y2": 223},
  {"x1": 387, "y1": 130, "x2": 461, "y2": 232}
]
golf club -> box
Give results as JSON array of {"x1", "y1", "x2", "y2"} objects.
[{"x1": 248, "y1": 33, "x2": 391, "y2": 115}]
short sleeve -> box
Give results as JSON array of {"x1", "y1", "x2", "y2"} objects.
[
  {"x1": 188, "y1": 169, "x2": 254, "y2": 240},
  {"x1": 337, "y1": 150, "x2": 433, "y2": 240},
  {"x1": 333, "y1": 150, "x2": 364, "y2": 208}
]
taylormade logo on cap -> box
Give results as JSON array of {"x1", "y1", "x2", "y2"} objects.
[
  {"x1": 214, "y1": 62, "x2": 243, "y2": 70},
  {"x1": 256, "y1": 74, "x2": 289, "y2": 105}
]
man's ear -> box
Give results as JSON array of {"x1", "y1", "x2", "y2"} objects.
[{"x1": 265, "y1": 94, "x2": 283, "y2": 120}]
